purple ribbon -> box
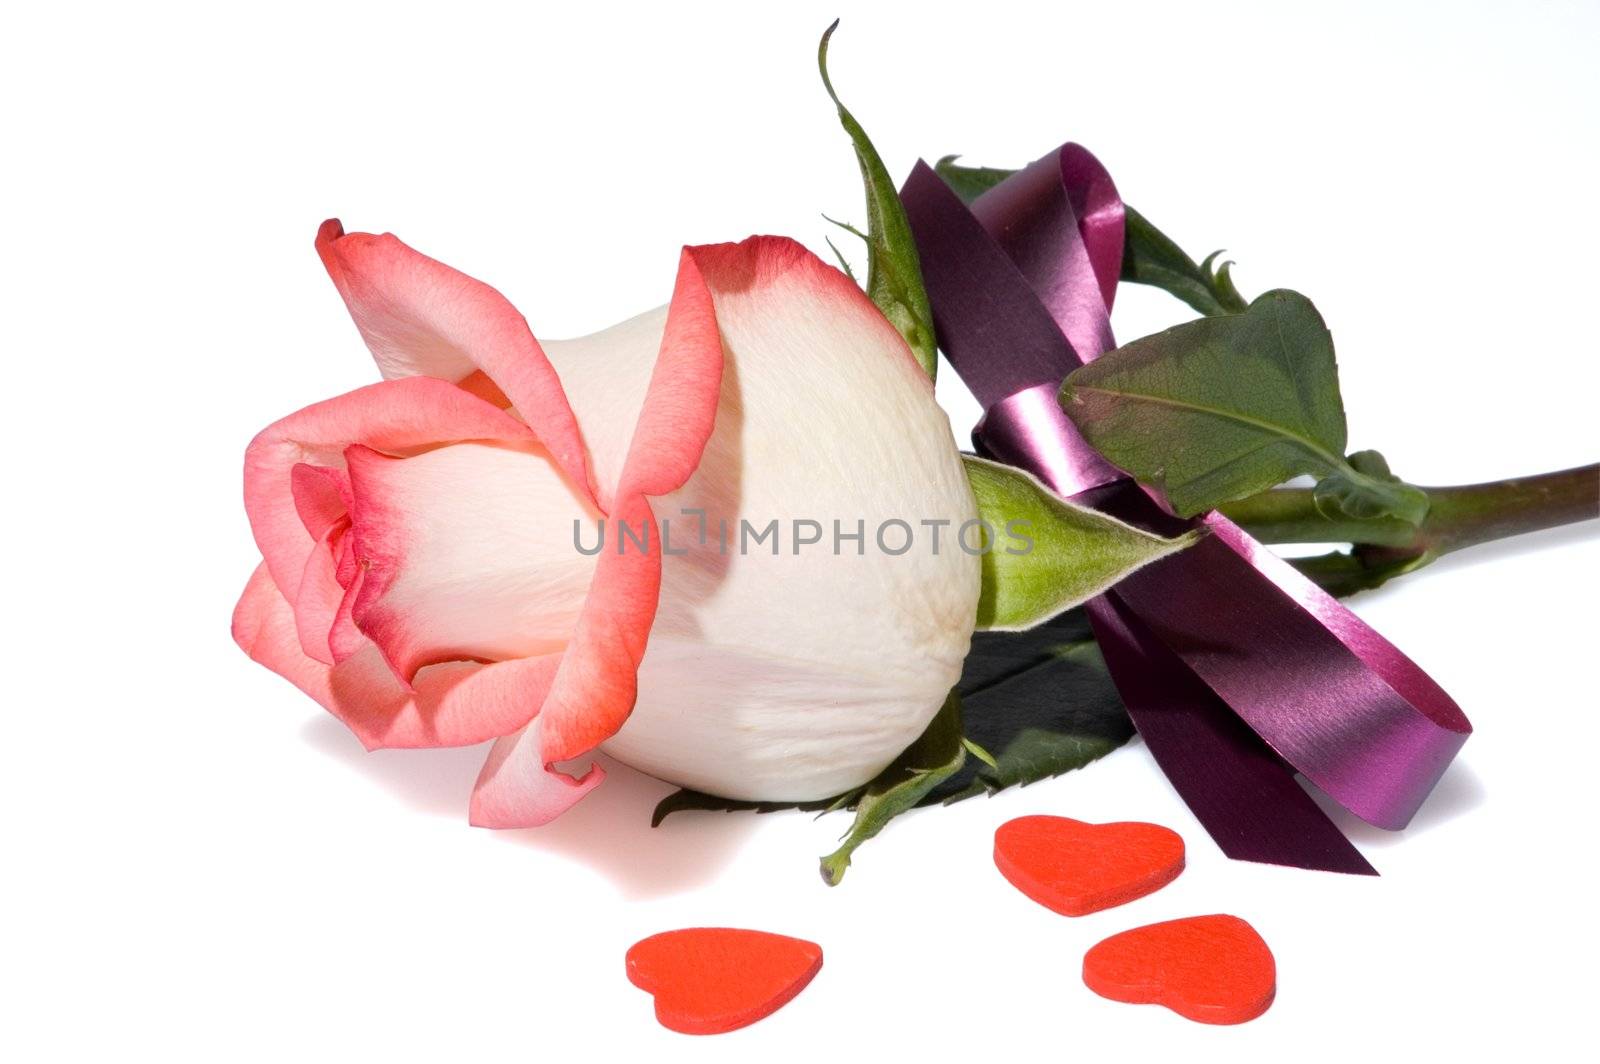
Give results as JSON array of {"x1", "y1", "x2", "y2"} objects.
[{"x1": 901, "y1": 147, "x2": 1472, "y2": 874}]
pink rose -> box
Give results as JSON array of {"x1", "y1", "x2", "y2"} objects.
[{"x1": 234, "y1": 222, "x2": 980, "y2": 827}]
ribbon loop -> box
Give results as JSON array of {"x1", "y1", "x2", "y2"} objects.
[{"x1": 973, "y1": 384, "x2": 1123, "y2": 498}]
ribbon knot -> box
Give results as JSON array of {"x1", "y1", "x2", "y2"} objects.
[{"x1": 902, "y1": 146, "x2": 1471, "y2": 874}]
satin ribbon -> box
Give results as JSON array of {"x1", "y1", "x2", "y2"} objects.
[{"x1": 901, "y1": 146, "x2": 1472, "y2": 874}]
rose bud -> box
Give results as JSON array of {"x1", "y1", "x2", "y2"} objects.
[{"x1": 233, "y1": 223, "x2": 981, "y2": 827}]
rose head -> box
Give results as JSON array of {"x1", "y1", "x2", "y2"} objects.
[{"x1": 233, "y1": 223, "x2": 981, "y2": 827}]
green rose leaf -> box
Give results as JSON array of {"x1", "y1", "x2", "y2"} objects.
[
  {"x1": 648, "y1": 789, "x2": 856, "y2": 826},
  {"x1": 1060, "y1": 289, "x2": 1427, "y2": 522},
  {"x1": 819, "y1": 21, "x2": 938, "y2": 378},
  {"x1": 932, "y1": 155, "x2": 1012, "y2": 204},
  {"x1": 1123, "y1": 207, "x2": 1248, "y2": 316},
  {"x1": 963, "y1": 454, "x2": 1199, "y2": 630},
  {"x1": 926, "y1": 611, "x2": 1134, "y2": 804},
  {"x1": 818, "y1": 690, "x2": 967, "y2": 885},
  {"x1": 932, "y1": 157, "x2": 1246, "y2": 316},
  {"x1": 1287, "y1": 547, "x2": 1435, "y2": 598}
]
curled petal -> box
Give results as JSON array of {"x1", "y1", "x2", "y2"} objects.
[
  {"x1": 327, "y1": 562, "x2": 368, "y2": 665},
  {"x1": 315, "y1": 220, "x2": 593, "y2": 504},
  {"x1": 469, "y1": 717, "x2": 605, "y2": 829},
  {"x1": 233, "y1": 564, "x2": 566, "y2": 750},
  {"x1": 289, "y1": 462, "x2": 350, "y2": 540},
  {"x1": 292, "y1": 517, "x2": 350, "y2": 664},
  {"x1": 243, "y1": 376, "x2": 537, "y2": 622},
  {"x1": 535, "y1": 244, "x2": 724, "y2": 768}
]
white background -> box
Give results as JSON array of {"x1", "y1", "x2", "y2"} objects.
[{"x1": 5, "y1": 1, "x2": 1598, "y2": 1060}]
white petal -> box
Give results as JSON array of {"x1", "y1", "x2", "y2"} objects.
[{"x1": 345, "y1": 440, "x2": 601, "y2": 679}]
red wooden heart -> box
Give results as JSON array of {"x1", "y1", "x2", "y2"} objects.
[
  {"x1": 993, "y1": 815, "x2": 1185, "y2": 915},
  {"x1": 625, "y1": 927, "x2": 823, "y2": 1035},
  {"x1": 1083, "y1": 914, "x2": 1276, "y2": 1025}
]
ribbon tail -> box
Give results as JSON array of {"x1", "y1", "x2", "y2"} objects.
[
  {"x1": 1109, "y1": 512, "x2": 1470, "y2": 831},
  {"x1": 1085, "y1": 593, "x2": 1377, "y2": 875}
]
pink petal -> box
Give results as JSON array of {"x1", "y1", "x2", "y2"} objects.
[
  {"x1": 328, "y1": 563, "x2": 368, "y2": 664},
  {"x1": 233, "y1": 564, "x2": 566, "y2": 750},
  {"x1": 243, "y1": 376, "x2": 537, "y2": 628},
  {"x1": 469, "y1": 717, "x2": 605, "y2": 829},
  {"x1": 315, "y1": 219, "x2": 593, "y2": 505},
  {"x1": 289, "y1": 462, "x2": 351, "y2": 540},
  {"x1": 535, "y1": 243, "x2": 726, "y2": 765},
  {"x1": 292, "y1": 517, "x2": 349, "y2": 664}
]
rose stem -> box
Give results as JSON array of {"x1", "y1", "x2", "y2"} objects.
[{"x1": 1217, "y1": 463, "x2": 1600, "y2": 596}]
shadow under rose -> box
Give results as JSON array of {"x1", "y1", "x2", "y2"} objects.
[{"x1": 300, "y1": 714, "x2": 761, "y2": 898}]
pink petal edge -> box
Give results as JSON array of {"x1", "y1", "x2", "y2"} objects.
[
  {"x1": 315, "y1": 219, "x2": 595, "y2": 508},
  {"x1": 234, "y1": 561, "x2": 566, "y2": 751},
  {"x1": 530, "y1": 243, "x2": 725, "y2": 768},
  {"x1": 469, "y1": 717, "x2": 606, "y2": 828},
  {"x1": 243, "y1": 376, "x2": 538, "y2": 614}
]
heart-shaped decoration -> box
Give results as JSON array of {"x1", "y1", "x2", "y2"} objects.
[
  {"x1": 625, "y1": 927, "x2": 823, "y2": 1035},
  {"x1": 1083, "y1": 914, "x2": 1276, "y2": 1025},
  {"x1": 993, "y1": 815, "x2": 1185, "y2": 915}
]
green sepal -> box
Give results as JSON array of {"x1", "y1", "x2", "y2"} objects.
[
  {"x1": 818, "y1": 22, "x2": 938, "y2": 378},
  {"x1": 963, "y1": 454, "x2": 1198, "y2": 630}
]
